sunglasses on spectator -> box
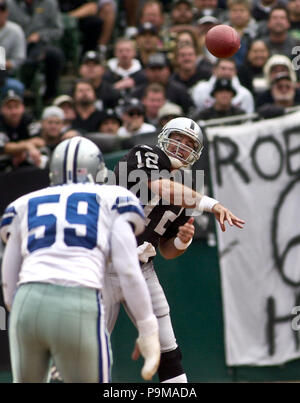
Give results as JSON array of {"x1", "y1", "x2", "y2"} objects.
[{"x1": 127, "y1": 110, "x2": 143, "y2": 117}]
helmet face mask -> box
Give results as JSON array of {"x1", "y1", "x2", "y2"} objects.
[
  {"x1": 49, "y1": 137, "x2": 107, "y2": 185},
  {"x1": 158, "y1": 117, "x2": 203, "y2": 168}
]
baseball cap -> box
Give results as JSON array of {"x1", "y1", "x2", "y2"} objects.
[
  {"x1": 81, "y1": 51, "x2": 101, "y2": 64},
  {"x1": 101, "y1": 108, "x2": 122, "y2": 125},
  {"x1": 173, "y1": 0, "x2": 193, "y2": 7},
  {"x1": 53, "y1": 95, "x2": 74, "y2": 107},
  {"x1": 158, "y1": 102, "x2": 183, "y2": 119},
  {"x1": 211, "y1": 78, "x2": 236, "y2": 96},
  {"x1": 147, "y1": 52, "x2": 169, "y2": 68},
  {"x1": 138, "y1": 22, "x2": 158, "y2": 35},
  {"x1": 41, "y1": 106, "x2": 65, "y2": 120},
  {"x1": 2, "y1": 90, "x2": 23, "y2": 105},
  {"x1": 271, "y1": 72, "x2": 292, "y2": 85},
  {"x1": 123, "y1": 98, "x2": 144, "y2": 114},
  {"x1": 197, "y1": 15, "x2": 220, "y2": 25},
  {"x1": 0, "y1": 0, "x2": 7, "y2": 11}
]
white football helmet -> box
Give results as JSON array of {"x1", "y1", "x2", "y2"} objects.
[
  {"x1": 158, "y1": 117, "x2": 203, "y2": 168},
  {"x1": 49, "y1": 137, "x2": 107, "y2": 185}
]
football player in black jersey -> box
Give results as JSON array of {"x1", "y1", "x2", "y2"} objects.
[{"x1": 103, "y1": 117, "x2": 245, "y2": 383}]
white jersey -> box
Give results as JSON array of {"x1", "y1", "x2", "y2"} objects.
[
  {"x1": 191, "y1": 75, "x2": 255, "y2": 114},
  {"x1": 0, "y1": 183, "x2": 145, "y2": 290}
]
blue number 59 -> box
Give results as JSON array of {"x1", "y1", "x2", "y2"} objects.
[{"x1": 27, "y1": 192, "x2": 99, "y2": 252}]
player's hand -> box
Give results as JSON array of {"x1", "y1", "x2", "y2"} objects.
[
  {"x1": 212, "y1": 203, "x2": 245, "y2": 232},
  {"x1": 132, "y1": 331, "x2": 160, "y2": 381},
  {"x1": 177, "y1": 217, "x2": 195, "y2": 243}
]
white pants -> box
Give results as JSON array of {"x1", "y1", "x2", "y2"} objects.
[{"x1": 103, "y1": 261, "x2": 178, "y2": 353}]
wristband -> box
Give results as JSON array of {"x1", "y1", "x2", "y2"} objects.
[
  {"x1": 174, "y1": 236, "x2": 192, "y2": 250},
  {"x1": 137, "y1": 314, "x2": 158, "y2": 337},
  {"x1": 197, "y1": 195, "x2": 219, "y2": 212}
]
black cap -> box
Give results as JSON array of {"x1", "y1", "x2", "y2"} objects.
[
  {"x1": 147, "y1": 52, "x2": 169, "y2": 68},
  {"x1": 138, "y1": 22, "x2": 158, "y2": 35},
  {"x1": 101, "y1": 108, "x2": 122, "y2": 125},
  {"x1": 0, "y1": 0, "x2": 7, "y2": 10},
  {"x1": 173, "y1": 0, "x2": 193, "y2": 7},
  {"x1": 81, "y1": 51, "x2": 101, "y2": 64},
  {"x1": 271, "y1": 72, "x2": 292, "y2": 85},
  {"x1": 123, "y1": 98, "x2": 144, "y2": 114},
  {"x1": 211, "y1": 78, "x2": 236, "y2": 96},
  {"x1": 1, "y1": 90, "x2": 23, "y2": 105}
]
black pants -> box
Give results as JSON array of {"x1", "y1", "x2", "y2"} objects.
[
  {"x1": 25, "y1": 42, "x2": 65, "y2": 100},
  {"x1": 78, "y1": 16, "x2": 103, "y2": 54}
]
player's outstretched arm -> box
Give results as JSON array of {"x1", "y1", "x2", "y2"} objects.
[{"x1": 150, "y1": 179, "x2": 245, "y2": 231}]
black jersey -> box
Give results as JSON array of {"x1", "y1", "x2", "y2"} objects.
[{"x1": 114, "y1": 145, "x2": 190, "y2": 250}]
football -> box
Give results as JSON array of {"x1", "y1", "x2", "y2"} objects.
[{"x1": 205, "y1": 25, "x2": 240, "y2": 58}]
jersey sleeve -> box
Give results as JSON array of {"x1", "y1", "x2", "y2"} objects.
[
  {"x1": 0, "y1": 203, "x2": 17, "y2": 243},
  {"x1": 111, "y1": 188, "x2": 145, "y2": 236}
]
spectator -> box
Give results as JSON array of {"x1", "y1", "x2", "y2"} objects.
[
  {"x1": 172, "y1": 43, "x2": 213, "y2": 92},
  {"x1": 0, "y1": 0, "x2": 25, "y2": 97},
  {"x1": 79, "y1": 50, "x2": 121, "y2": 111},
  {"x1": 256, "y1": 53, "x2": 298, "y2": 106},
  {"x1": 0, "y1": 90, "x2": 43, "y2": 171},
  {"x1": 288, "y1": 0, "x2": 300, "y2": 40},
  {"x1": 70, "y1": 79, "x2": 105, "y2": 134},
  {"x1": 225, "y1": 0, "x2": 258, "y2": 67},
  {"x1": 7, "y1": 0, "x2": 65, "y2": 103},
  {"x1": 131, "y1": 52, "x2": 194, "y2": 113},
  {"x1": 169, "y1": 0, "x2": 196, "y2": 34},
  {"x1": 157, "y1": 101, "x2": 183, "y2": 129},
  {"x1": 135, "y1": 22, "x2": 163, "y2": 67},
  {"x1": 99, "y1": 108, "x2": 122, "y2": 135},
  {"x1": 103, "y1": 38, "x2": 144, "y2": 92},
  {"x1": 195, "y1": 15, "x2": 220, "y2": 63},
  {"x1": 261, "y1": 6, "x2": 300, "y2": 63},
  {"x1": 59, "y1": 0, "x2": 115, "y2": 54},
  {"x1": 237, "y1": 39, "x2": 270, "y2": 98},
  {"x1": 256, "y1": 71, "x2": 300, "y2": 108},
  {"x1": 191, "y1": 58, "x2": 255, "y2": 113},
  {"x1": 117, "y1": 98, "x2": 156, "y2": 138},
  {"x1": 194, "y1": 0, "x2": 227, "y2": 22},
  {"x1": 53, "y1": 94, "x2": 76, "y2": 129},
  {"x1": 142, "y1": 82, "x2": 166, "y2": 126},
  {"x1": 97, "y1": 0, "x2": 116, "y2": 55},
  {"x1": 193, "y1": 78, "x2": 246, "y2": 120},
  {"x1": 252, "y1": 0, "x2": 279, "y2": 22},
  {"x1": 38, "y1": 106, "x2": 77, "y2": 155},
  {"x1": 140, "y1": 0, "x2": 165, "y2": 33}
]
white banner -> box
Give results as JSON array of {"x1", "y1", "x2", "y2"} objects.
[{"x1": 207, "y1": 111, "x2": 300, "y2": 366}]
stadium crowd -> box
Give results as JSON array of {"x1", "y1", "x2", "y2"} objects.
[{"x1": 0, "y1": 0, "x2": 300, "y2": 173}]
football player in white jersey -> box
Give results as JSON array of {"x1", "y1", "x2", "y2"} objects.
[
  {"x1": 0, "y1": 136, "x2": 160, "y2": 383},
  {"x1": 104, "y1": 117, "x2": 245, "y2": 383}
]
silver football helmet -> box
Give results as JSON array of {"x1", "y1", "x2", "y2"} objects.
[
  {"x1": 49, "y1": 137, "x2": 107, "y2": 185},
  {"x1": 158, "y1": 117, "x2": 203, "y2": 168}
]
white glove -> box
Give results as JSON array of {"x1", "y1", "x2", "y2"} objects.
[
  {"x1": 137, "y1": 241, "x2": 156, "y2": 263},
  {"x1": 133, "y1": 315, "x2": 160, "y2": 380}
]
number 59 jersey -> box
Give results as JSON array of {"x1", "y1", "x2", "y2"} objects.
[{"x1": 0, "y1": 183, "x2": 145, "y2": 289}]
